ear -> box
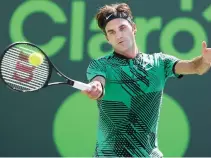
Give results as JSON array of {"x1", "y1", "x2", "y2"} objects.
[
  {"x1": 132, "y1": 23, "x2": 137, "y2": 35},
  {"x1": 105, "y1": 35, "x2": 111, "y2": 44}
]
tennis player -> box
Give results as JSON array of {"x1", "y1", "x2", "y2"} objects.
[{"x1": 83, "y1": 3, "x2": 211, "y2": 157}]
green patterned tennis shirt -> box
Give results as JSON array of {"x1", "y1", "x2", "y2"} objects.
[{"x1": 87, "y1": 51, "x2": 181, "y2": 157}]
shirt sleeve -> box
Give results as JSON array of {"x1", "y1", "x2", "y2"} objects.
[
  {"x1": 86, "y1": 58, "x2": 107, "y2": 82},
  {"x1": 157, "y1": 53, "x2": 183, "y2": 80}
]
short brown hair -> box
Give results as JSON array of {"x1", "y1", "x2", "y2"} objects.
[{"x1": 96, "y1": 3, "x2": 134, "y2": 32}]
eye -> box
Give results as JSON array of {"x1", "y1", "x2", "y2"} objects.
[
  {"x1": 120, "y1": 26, "x2": 126, "y2": 31},
  {"x1": 108, "y1": 31, "x2": 115, "y2": 35}
]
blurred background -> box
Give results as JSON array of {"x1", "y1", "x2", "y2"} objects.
[{"x1": 0, "y1": 0, "x2": 211, "y2": 157}]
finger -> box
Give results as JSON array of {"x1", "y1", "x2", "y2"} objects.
[
  {"x1": 202, "y1": 41, "x2": 207, "y2": 53},
  {"x1": 86, "y1": 81, "x2": 102, "y2": 99},
  {"x1": 89, "y1": 87, "x2": 102, "y2": 99},
  {"x1": 88, "y1": 93, "x2": 99, "y2": 99},
  {"x1": 92, "y1": 84, "x2": 102, "y2": 95},
  {"x1": 81, "y1": 85, "x2": 96, "y2": 95},
  {"x1": 89, "y1": 90, "x2": 100, "y2": 98}
]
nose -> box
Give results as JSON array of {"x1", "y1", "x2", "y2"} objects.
[{"x1": 115, "y1": 30, "x2": 123, "y2": 39}]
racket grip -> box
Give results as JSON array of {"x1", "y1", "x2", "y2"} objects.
[{"x1": 73, "y1": 80, "x2": 91, "y2": 91}]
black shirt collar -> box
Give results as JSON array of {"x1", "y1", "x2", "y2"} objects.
[{"x1": 113, "y1": 51, "x2": 142, "y2": 60}]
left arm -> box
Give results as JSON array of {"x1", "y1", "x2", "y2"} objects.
[{"x1": 175, "y1": 41, "x2": 211, "y2": 75}]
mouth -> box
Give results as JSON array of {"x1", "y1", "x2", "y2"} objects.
[{"x1": 118, "y1": 41, "x2": 124, "y2": 44}]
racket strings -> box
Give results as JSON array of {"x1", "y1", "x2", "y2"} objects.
[{"x1": 1, "y1": 44, "x2": 50, "y2": 91}]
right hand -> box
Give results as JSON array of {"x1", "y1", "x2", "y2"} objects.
[{"x1": 82, "y1": 81, "x2": 103, "y2": 100}]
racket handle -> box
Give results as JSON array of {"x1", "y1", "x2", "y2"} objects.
[{"x1": 72, "y1": 80, "x2": 91, "y2": 91}]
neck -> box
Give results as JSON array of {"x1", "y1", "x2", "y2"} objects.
[{"x1": 114, "y1": 43, "x2": 138, "y2": 59}]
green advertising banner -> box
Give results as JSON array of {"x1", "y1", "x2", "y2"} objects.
[{"x1": 0, "y1": 0, "x2": 211, "y2": 157}]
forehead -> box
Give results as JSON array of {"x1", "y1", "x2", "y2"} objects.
[{"x1": 105, "y1": 18, "x2": 131, "y2": 31}]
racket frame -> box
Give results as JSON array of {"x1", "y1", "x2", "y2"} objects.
[{"x1": 0, "y1": 42, "x2": 89, "y2": 92}]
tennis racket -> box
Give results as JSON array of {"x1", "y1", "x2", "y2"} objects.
[{"x1": 0, "y1": 42, "x2": 91, "y2": 92}]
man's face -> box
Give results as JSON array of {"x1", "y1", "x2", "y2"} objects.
[{"x1": 105, "y1": 18, "x2": 136, "y2": 54}]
